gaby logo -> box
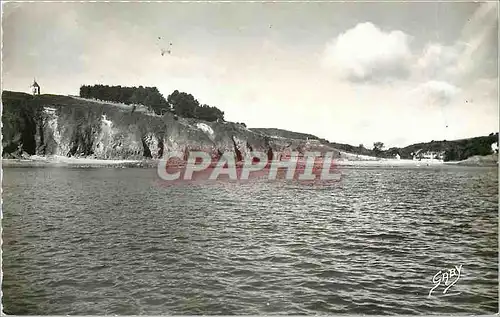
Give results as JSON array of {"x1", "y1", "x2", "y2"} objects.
[
  {"x1": 428, "y1": 265, "x2": 463, "y2": 297},
  {"x1": 157, "y1": 151, "x2": 342, "y2": 183}
]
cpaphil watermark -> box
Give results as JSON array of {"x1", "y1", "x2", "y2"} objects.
[{"x1": 157, "y1": 151, "x2": 342, "y2": 184}]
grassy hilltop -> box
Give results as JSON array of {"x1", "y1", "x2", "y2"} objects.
[
  {"x1": 1, "y1": 91, "x2": 341, "y2": 161},
  {"x1": 2, "y1": 90, "x2": 497, "y2": 165}
]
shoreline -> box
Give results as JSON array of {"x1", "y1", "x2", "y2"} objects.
[
  {"x1": 2, "y1": 155, "x2": 497, "y2": 168},
  {"x1": 2, "y1": 156, "x2": 145, "y2": 168}
]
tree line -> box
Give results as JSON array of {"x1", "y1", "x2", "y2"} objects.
[
  {"x1": 328, "y1": 135, "x2": 498, "y2": 161},
  {"x1": 79, "y1": 85, "x2": 225, "y2": 122},
  {"x1": 377, "y1": 133, "x2": 498, "y2": 161},
  {"x1": 442, "y1": 133, "x2": 498, "y2": 161}
]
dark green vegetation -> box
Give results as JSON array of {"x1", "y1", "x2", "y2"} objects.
[
  {"x1": 383, "y1": 135, "x2": 499, "y2": 161},
  {"x1": 340, "y1": 136, "x2": 499, "y2": 161},
  {"x1": 167, "y1": 90, "x2": 224, "y2": 122},
  {"x1": 372, "y1": 141, "x2": 385, "y2": 156},
  {"x1": 333, "y1": 136, "x2": 498, "y2": 161},
  {"x1": 1, "y1": 91, "x2": 302, "y2": 161},
  {"x1": 2, "y1": 91, "x2": 44, "y2": 156},
  {"x1": 3, "y1": 90, "x2": 498, "y2": 162},
  {"x1": 2, "y1": 91, "x2": 170, "y2": 158},
  {"x1": 79, "y1": 85, "x2": 225, "y2": 122},
  {"x1": 80, "y1": 84, "x2": 168, "y2": 115},
  {"x1": 252, "y1": 127, "x2": 498, "y2": 162}
]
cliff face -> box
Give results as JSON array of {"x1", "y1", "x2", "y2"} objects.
[{"x1": 2, "y1": 91, "x2": 340, "y2": 161}]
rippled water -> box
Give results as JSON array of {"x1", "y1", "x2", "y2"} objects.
[{"x1": 2, "y1": 166, "x2": 498, "y2": 315}]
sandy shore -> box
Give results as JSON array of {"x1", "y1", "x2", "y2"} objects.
[
  {"x1": 2, "y1": 155, "x2": 144, "y2": 168},
  {"x1": 1, "y1": 155, "x2": 467, "y2": 169},
  {"x1": 334, "y1": 159, "x2": 447, "y2": 167},
  {"x1": 3, "y1": 153, "x2": 497, "y2": 169}
]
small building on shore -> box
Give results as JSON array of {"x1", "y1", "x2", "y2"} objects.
[
  {"x1": 412, "y1": 149, "x2": 445, "y2": 161},
  {"x1": 31, "y1": 79, "x2": 40, "y2": 95},
  {"x1": 491, "y1": 142, "x2": 498, "y2": 154}
]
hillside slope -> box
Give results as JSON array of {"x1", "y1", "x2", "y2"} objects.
[
  {"x1": 384, "y1": 136, "x2": 498, "y2": 161},
  {"x1": 2, "y1": 91, "x2": 342, "y2": 161},
  {"x1": 253, "y1": 127, "x2": 499, "y2": 161},
  {"x1": 250, "y1": 128, "x2": 321, "y2": 141}
]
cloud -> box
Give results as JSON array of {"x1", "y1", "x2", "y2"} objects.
[
  {"x1": 413, "y1": 80, "x2": 460, "y2": 107},
  {"x1": 416, "y1": 2, "x2": 498, "y2": 84},
  {"x1": 416, "y1": 43, "x2": 461, "y2": 80},
  {"x1": 322, "y1": 22, "x2": 412, "y2": 82},
  {"x1": 325, "y1": 2, "x2": 497, "y2": 88},
  {"x1": 408, "y1": 1, "x2": 498, "y2": 122}
]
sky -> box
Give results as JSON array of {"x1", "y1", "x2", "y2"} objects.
[{"x1": 2, "y1": 1, "x2": 498, "y2": 148}]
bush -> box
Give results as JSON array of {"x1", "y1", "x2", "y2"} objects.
[
  {"x1": 167, "y1": 90, "x2": 224, "y2": 122},
  {"x1": 80, "y1": 85, "x2": 170, "y2": 115}
]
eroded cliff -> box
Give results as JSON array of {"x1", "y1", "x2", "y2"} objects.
[{"x1": 2, "y1": 91, "x2": 340, "y2": 161}]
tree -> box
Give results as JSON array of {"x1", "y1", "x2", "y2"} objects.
[
  {"x1": 444, "y1": 148, "x2": 458, "y2": 161},
  {"x1": 145, "y1": 87, "x2": 170, "y2": 115},
  {"x1": 78, "y1": 84, "x2": 169, "y2": 113},
  {"x1": 373, "y1": 142, "x2": 384, "y2": 151},
  {"x1": 79, "y1": 84, "x2": 224, "y2": 120},
  {"x1": 168, "y1": 90, "x2": 199, "y2": 118},
  {"x1": 373, "y1": 142, "x2": 384, "y2": 156},
  {"x1": 196, "y1": 104, "x2": 224, "y2": 122},
  {"x1": 129, "y1": 90, "x2": 141, "y2": 105},
  {"x1": 79, "y1": 85, "x2": 91, "y2": 98}
]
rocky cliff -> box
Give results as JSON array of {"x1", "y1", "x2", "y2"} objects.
[{"x1": 2, "y1": 91, "x2": 340, "y2": 162}]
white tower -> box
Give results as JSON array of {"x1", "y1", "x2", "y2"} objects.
[{"x1": 31, "y1": 78, "x2": 40, "y2": 95}]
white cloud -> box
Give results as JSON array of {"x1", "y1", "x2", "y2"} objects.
[
  {"x1": 416, "y1": 2, "x2": 497, "y2": 85},
  {"x1": 413, "y1": 80, "x2": 460, "y2": 107},
  {"x1": 322, "y1": 22, "x2": 412, "y2": 82},
  {"x1": 415, "y1": 43, "x2": 462, "y2": 80},
  {"x1": 324, "y1": 2, "x2": 497, "y2": 89}
]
